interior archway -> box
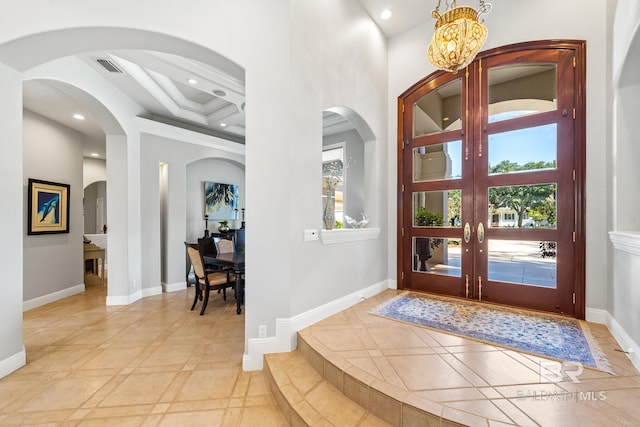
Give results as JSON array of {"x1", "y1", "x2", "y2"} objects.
[{"x1": 10, "y1": 27, "x2": 246, "y2": 315}]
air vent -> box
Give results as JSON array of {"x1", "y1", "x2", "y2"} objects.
[{"x1": 96, "y1": 58, "x2": 123, "y2": 73}]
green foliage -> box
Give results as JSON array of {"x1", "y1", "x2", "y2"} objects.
[
  {"x1": 447, "y1": 190, "x2": 461, "y2": 226},
  {"x1": 414, "y1": 206, "x2": 444, "y2": 226},
  {"x1": 488, "y1": 160, "x2": 556, "y2": 227},
  {"x1": 335, "y1": 220, "x2": 343, "y2": 229}
]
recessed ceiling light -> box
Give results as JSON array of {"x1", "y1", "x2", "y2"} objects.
[
  {"x1": 187, "y1": 78, "x2": 198, "y2": 85},
  {"x1": 90, "y1": 153, "x2": 100, "y2": 157},
  {"x1": 73, "y1": 114, "x2": 85, "y2": 120},
  {"x1": 443, "y1": 117, "x2": 450, "y2": 121},
  {"x1": 213, "y1": 89, "x2": 227, "y2": 97},
  {"x1": 220, "y1": 123, "x2": 227, "y2": 127},
  {"x1": 381, "y1": 9, "x2": 393, "y2": 20}
]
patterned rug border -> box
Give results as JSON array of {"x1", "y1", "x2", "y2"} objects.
[{"x1": 369, "y1": 291, "x2": 613, "y2": 374}]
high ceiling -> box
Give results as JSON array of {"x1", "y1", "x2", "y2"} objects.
[{"x1": 21, "y1": 2, "x2": 431, "y2": 159}]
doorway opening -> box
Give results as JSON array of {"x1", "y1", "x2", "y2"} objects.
[{"x1": 398, "y1": 40, "x2": 586, "y2": 318}]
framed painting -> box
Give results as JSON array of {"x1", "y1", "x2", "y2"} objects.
[
  {"x1": 204, "y1": 181, "x2": 238, "y2": 220},
  {"x1": 27, "y1": 178, "x2": 70, "y2": 235}
]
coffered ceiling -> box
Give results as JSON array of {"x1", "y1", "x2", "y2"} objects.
[{"x1": 21, "y1": 2, "x2": 430, "y2": 159}]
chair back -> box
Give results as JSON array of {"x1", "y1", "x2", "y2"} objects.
[
  {"x1": 197, "y1": 237, "x2": 217, "y2": 257},
  {"x1": 233, "y1": 228, "x2": 245, "y2": 253},
  {"x1": 215, "y1": 238, "x2": 234, "y2": 254},
  {"x1": 186, "y1": 244, "x2": 206, "y2": 280}
]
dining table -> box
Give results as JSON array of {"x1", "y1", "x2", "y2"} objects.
[{"x1": 203, "y1": 252, "x2": 245, "y2": 314}]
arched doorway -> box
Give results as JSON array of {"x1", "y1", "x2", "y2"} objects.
[{"x1": 398, "y1": 40, "x2": 586, "y2": 318}]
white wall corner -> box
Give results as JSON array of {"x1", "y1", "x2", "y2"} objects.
[
  {"x1": 106, "y1": 289, "x2": 142, "y2": 306},
  {"x1": 0, "y1": 346, "x2": 26, "y2": 380},
  {"x1": 242, "y1": 279, "x2": 392, "y2": 371},
  {"x1": 23, "y1": 284, "x2": 85, "y2": 311},
  {"x1": 163, "y1": 281, "x2": 187, "y2": 293}
]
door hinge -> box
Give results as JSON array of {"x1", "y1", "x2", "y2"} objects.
[
  {"x1": 401, "y1": 271, "x2": 404, "y2": 280},
  {"x1": 573, "y1": 169, "x2": 576, "y2": 181},
  {"x1": 573, "y1": 292, "x2": 576, "y2": 304},
  {"x1": 401, "y1": 184, "x2": 405, "y2": 193},
  {"x1": 573, "y1": 56, "x2": 576, "y2": 67},
  {"x1": 402, "y1": 228, "x2": 405, "y2": 237},
  {"x1": 573, "y1": 108, "x2": 576, "y2": 119},
  {"x1": 402, "y1": 104, "x2": 405, "y2": 113},
  {"x1": 573, "y1": 231, "x2": 576, "y2": 242}
]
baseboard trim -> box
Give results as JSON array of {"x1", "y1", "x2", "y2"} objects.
[
  {"x1": 106, "y1": 290, "x2": 142, "y2": 306},
  {"x1": 585, "y1": 307, "x2": 608, "y2": 324},
  {"x1": 0, "y1": 346, "x2": 26, "y2": 380},
  {"x1": 587, "y1": 307, "x2": 640, "y2": 372},
  {"x1": 243, "y1": 279, "x2": 393, "y2": 371},
  {"x1": 606, "y1": 313, "x2": 640, "y2": 372},
  {"x1": 142, "y1": 286, "x2": 163, "y2": 298},
  {"x1": 23, "y1": 284, "x2": 85, "y2": 311},
  {"x1": 163, "y1": 281, "x2": 186, "y2": 293}
]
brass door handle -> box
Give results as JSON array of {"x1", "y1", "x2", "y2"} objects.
[
  {"x1": 477, "y1": 222, "x2": 484, "y2": 243},
  {"x1": 464, "y1": 223, "x2": 471, "y2": 243}
]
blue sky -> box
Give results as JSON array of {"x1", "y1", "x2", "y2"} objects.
[{"x1": 448, "y1": 118, "x2": 557, "y2": 178}]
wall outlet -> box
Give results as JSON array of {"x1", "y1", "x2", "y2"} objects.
[
  {"x1": 303, "y1": 229, "x2": 319, "y2": 241},
  {"x1": 258, "y1": 325, "x2": 267, "y2": 338}
]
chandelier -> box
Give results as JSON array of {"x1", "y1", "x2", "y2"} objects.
[{"x1": 427, "y1": 0, "x2": 492, "y2": 73}]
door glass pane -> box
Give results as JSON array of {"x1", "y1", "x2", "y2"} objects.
[
  {"x1": 413, "y1": 140, "x2": 462, "y2": 182},
  {"x1": 488, "y1": 183, "x2": 557, "y2": 228},
  {"x1": 488, "y1": 239, "x2": 557, "y2": 288},
  {"x1": 488, "y1": 124, "x2": 557, "y2": 175},
  {"x1": 413, "y1": 78, "x2": 462, "y2": 137},
  {"x1": 413, "y1": 237, "x2": 461, "y2": 276},
  {"x1": 413, "y1": 190, "x2": 462, "y2": 227},
  {"x1": 488, "y1": 64, "x2": 556, "y2": 123}
]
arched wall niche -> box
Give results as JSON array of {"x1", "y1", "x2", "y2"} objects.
[
  {"x1": 185, "y1": 157, "x2": 246, "y2": 242},
  {"x1": 321, "y1": 106, "x2": 380, "y2": 243},
  {"x1": 613, "y1": 25, "x2": 640, "y2": 232}
]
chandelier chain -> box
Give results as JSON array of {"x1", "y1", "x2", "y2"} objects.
[{"x1": 433, "y1": 0, "x2": 492, "y2": 17}]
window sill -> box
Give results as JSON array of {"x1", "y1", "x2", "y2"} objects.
[
  {"x1": 320, "y1": 227, "x2": 380, "y2": 244},
  {"x1": 609, "y1": 231, "x2": 640, "y2": 256}
]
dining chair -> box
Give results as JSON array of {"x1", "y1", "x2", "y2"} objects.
[
  {"x1": 199, "y1": 236, "x2": 232, "y2": 299},
  {"x1": 233, "y1": 228, "x2": 245, "y2": 253},
  {"x1": 214, "y1": 237, "x2": 234, "y2": 254},
  {"x1": 186, "y1": 243, "x2": 235, "y2": 315}
]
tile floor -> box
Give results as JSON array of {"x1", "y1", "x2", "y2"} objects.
[
  {"x1": 1, "y1": 284, "x2": 638, "y2": 426},
  {"x1": 0, "y1": 283, "x2": 287, "y2": 426},
  {"x1": 298, "y1": 289, "x2": 640, "y2": 426}
]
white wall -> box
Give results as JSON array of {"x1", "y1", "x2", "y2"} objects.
[
  {"x1": 609, "y1": 0, "x2": 640, "y2": 368},
  {"x1": 388, "y1": 0, "x2": 611, "y2": 312},
  {"x1": 23, "y1": 110, "x2": 84, "y2": 302},
  {"x1": 287, "y1": 0, "x2": 389, "y2": 322},
  {"x1": 83, "y1": 157, "x2": 106, "y2": 188},
  {"x1": 0, "y1": 63, "x2": 25, "y2": 378}
]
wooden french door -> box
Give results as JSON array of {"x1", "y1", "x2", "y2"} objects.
[{"x1": 398, "y1": 41, "x2": 586, "y2": 318}]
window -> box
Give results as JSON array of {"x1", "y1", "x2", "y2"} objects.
[{"x1": 322, "y1": 145, "x2": 345, "y2": 228}]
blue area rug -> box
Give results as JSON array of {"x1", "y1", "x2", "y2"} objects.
[{"x1": 370, "y1": 292, "x2": 611, "y2": 372}]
